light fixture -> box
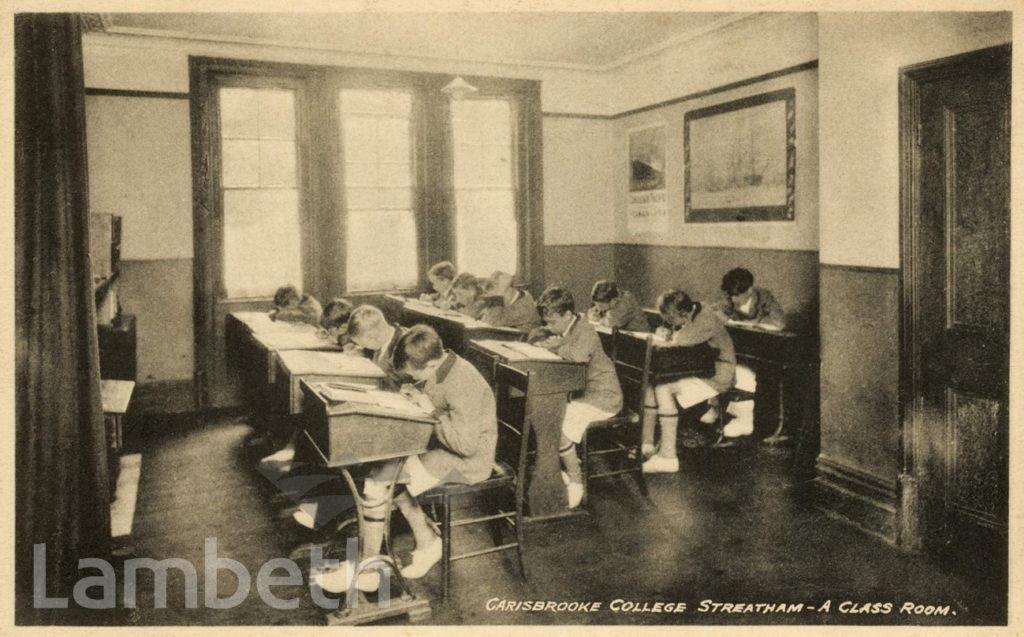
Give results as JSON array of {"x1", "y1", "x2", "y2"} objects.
[{"x1": 441, "y1": 76, "x2": 478, "y2": 99}]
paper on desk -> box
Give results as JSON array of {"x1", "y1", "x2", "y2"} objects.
[{"x1": 501, "y1": 341, "x2": 563, "y2": 361}]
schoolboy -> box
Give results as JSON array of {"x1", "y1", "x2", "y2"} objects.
[
  {"x1": 528, "y1": 286, "x2": 622, "y2": 508},
  {"x1": 642, "y1": 289, "x2": 736, "y2": 473},
  {"x1": 483, "y1": 271, "x2": 543, "y2": 332},
  {"x1": 586, "y1": 280, "x2": 649, "y2": 332},
  {"x1": 269, "y1": 284, "x2": 323, "y2": 326},
  {"x1": 419, "y1": 261, "x2": 457, "y2": 310}
]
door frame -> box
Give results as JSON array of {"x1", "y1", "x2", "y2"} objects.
[{"x1": 897, "y1": 43, "x2": 1011, "y2": 551}]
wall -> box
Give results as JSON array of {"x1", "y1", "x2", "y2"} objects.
[
  {"x1": 608, "y1": 14, "x2": 819, "y2": 324},
  {"x1": 81, "y1": 31, "x2": 617, "y2": 392},
  {"x1": 815, "y1": 12, "x2": 1012, "y2": 539}
]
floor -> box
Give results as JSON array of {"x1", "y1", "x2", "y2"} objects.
[{"x1": 95, "y1": 411, "x2": 1006, "y2": 627}]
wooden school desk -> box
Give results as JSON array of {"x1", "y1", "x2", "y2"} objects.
[
  {"x1": 465, "y1": 339, "x2": 587, "y2": 521},
  {"x1": 593, "y1": 323, "x2": 717, "y2": 383},
  {"x1": 392, "y1": 297, "x2": 522, "y2": 355},
  {"x1": 272, "y1": 350, "x2": 385, "y2": 415},
  {"x1": 299, "y1": 380, "x2": 434, "y2": 624},
  {"x1": 225, "y1": 311, "x2": 321, "y2": 398}
]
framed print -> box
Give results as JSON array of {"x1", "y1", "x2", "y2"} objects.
[{"x1": 684, "y1": 88, "x2": 795, "y2": 222}]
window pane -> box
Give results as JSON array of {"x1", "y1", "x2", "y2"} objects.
[
  {"x1": 258, "y1": 90, "x2": 295, "y2": 139},
  {"x1": 219, "y1": 88, "x2": 258, "y2": 139},
  {"x1": 340, "y1": 88, "x2": 416, "y2": 291},
  {"x1": 221, "y1": 140, "x2": 260, "y2": 188},
  {"x1": 219, "y1": 86, "x2": 301, "y2": 299},
  {"x1": 346, "y1": 210, "x2": 418, "y2": 291},
  {"x1": 259, "y1": 140, "x2": 297, "y2": 187},
  {"x1": 223, "y1": 189, "x2": 302, "y2": 298},
  {"x1": 455, "y1": 189, "x2": 517, "y2": 276},
  {"x1": 451, "y1": 99, "x2": 517, "y2": 277}
]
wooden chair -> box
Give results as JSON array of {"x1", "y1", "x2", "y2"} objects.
[
  {"x1": 579, "y1": 328, "x2": 651, "y2": 505},
  {"x1": 419, "y1": 363, "x2": 531, "y2": 602}
]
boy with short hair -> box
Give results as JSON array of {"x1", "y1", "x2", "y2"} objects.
[
  {"x1": 483, "y1": 271, "x2": 543, "y2": 332},
  {"x1": 586, "y1": 280, "x2": 649, "y2": 332},
  {"x1": 320, "y1": 297, "x2": 355, "y2": 346},
  {"x1": 269, "y1": 284, "x2": 323, "y2": 326},
  {"x1": 420, "y1": 261, "x2": 458, "y2": 310},
  {"x1": 528, "y1": 286, "x2": 622, "y2": 508},
  {"x1": 713, "y1": 267, "x2": 787, "y2": 330},
  {"x1": 450, "y1": 272, "x2": 488, "y2": 320},
  {"x1": 343, "y1": 304, "x2": 407, "y2": 389},
  {"x1": 315, "y1": 325, "x2": 497, "y2": 593}
]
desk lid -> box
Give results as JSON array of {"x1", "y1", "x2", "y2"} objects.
[{"x1": 305, "y1": 381, "x2": 437, "y2": 424}]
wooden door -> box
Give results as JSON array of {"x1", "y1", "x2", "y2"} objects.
[{"x1": 900, "y1": 45, "x2": 1010, "y2": 573}]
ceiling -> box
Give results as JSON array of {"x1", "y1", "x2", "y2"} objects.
[{"x1": 99, "y1": 12, "x2": 755, "y2": 70}]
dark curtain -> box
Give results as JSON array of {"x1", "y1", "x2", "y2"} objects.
[{"x1": 15, "y1": 13, "x2": 111, "y2": 622}]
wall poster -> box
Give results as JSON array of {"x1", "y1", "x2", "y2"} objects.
[{"x1": 627, "y1": 123, "x2": 668, "y2": 235}]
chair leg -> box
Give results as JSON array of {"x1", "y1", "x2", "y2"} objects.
[
  {"x1": 441, "y1": 494, "x2": 452, "y2": 602},
  {"x1": 579, "y1": 432, "x2": 589, "y2": 506},
  {"x1": 512, "y1": 493, "x2": 527, "y2": 583}
]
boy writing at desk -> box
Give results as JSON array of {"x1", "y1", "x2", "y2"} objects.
[
  {"x1": 642, "y1": 289, "x2": 736, "y2": 473},
  {"x1": 315, "y1": 325, "x2": 497, "y2": 593},
  {"x1": 483, "y1": 271, "x2": 543, "y2": 332},
  {"x1": 712, "y1": 267, "x2": 787, "y2": 330},
  {"x1": 419, "y1": 261, "x2": 457, "y2": 310},
  {"x1": 586, "y1": 279, "x2": 649, "y2": 332},
  {"x1": 528, "y1": 286, "x2": 622, "y2": 508}
]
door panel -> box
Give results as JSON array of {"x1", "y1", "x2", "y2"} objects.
[{"x1": 907, "y1": 45, "x2": 1009, "y2": 564}]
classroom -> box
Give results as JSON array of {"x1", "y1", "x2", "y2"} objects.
[{"x1": 13, "y1": 9, "x2": 1014, "y2": 628}]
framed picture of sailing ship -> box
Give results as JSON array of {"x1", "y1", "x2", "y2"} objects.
[{"x1": 684, "y1": 88, "x2": 795, "y2": 222}]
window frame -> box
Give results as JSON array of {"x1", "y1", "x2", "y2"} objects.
[{"x1": 190, "y1": 56, "x2": 543, "y2": 408}]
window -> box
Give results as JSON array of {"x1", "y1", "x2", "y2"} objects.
[
  {"x1": 339, "y1": 89, "x2": 418, "y2": 292},
  {"x1": 451, "y1": 99, "x2": 518, "y2": 276},
  {"x1": 218, "y1": 87, "x2": 302, "y2": 299}
]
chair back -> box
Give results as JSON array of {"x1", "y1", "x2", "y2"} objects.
[
  {"x1": 494, "y1": 363, "x2": 534, "y2": 514},
  {"x1": 610, "y1": 328, "x2": 654, "y2": 417}
]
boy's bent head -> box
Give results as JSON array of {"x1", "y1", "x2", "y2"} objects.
[
  {"x1": 658, "y1": 289, "x2": 696, "y2": 327},
  {"x1": 452, "y1": 273, "x2": 483, "y2": 307},
  {"x1": 394, "y1": 325, "x2": 445, "y2": 380},
  {"x1": 321, "y1": 298, "x2": 354, "y2": 330},
  {"x1": 590, "y1": 280, "x2": 620, "y2": 306},
  {"x1": 273, "y1": 285, "x2": 301, "y2": 308},
  {"x1": 536, "y1": 286, "x2": 576, "y2": 334},
  {"x1": 427, "y1": 261, "x2": 456, "y2": 291},
  {"x1": 345, "y1": 305, "x2": 390, "y2": 349},
  {"x1": 721, "y1": 268, "x2": 754, "y2": 297}
]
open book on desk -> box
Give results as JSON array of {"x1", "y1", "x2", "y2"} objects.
[
  {"x1": 311, "y1": 382, "x2": 437, "y2": 423},
  {"x1": 727, "y1": 319, "x2": 783, "y2": 332}
]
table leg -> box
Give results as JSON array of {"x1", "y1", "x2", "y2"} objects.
[
  {"x1": 525, "y1": 392, "x2": 576, "y2": 520},
  {"x1": 762, "y1": 365, "x2": 790, "y2": 446}
]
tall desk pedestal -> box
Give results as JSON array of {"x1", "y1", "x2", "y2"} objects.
[{"x1": 466, "y1": 340, "x2": 586, "y2": 521}]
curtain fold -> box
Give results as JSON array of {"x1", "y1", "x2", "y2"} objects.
[{"x1": 15, "y1": 13, "x2": 111, "y2": 622}]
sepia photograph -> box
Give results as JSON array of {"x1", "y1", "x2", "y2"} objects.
[{"x1": 10, "y1": 4, "x2": 1017, "y2": 631}]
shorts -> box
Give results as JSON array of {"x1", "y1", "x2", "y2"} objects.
[
  {"x1": 562, "y1": 400, "x2": 617, "y2": 444},
  {"x1": 364, "y1": 455, "x2": 441, "y2": 504}
]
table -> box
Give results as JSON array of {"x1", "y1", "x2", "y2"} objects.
[
  {"x1": 465, "y1": 339, "x2": 587, "y2": 521},
  {"x1": 299, "y1": 380, "x2": 434, "y2": 624},
  {"x1": 101, "y1": 379, "x2": 135, "y2": 499},
  {"x1": 396, "y1": 298, "x2": 522, "y2": 355},
  {"x1": 273, "y1": 350, "x2": 385, "y2": 415}
]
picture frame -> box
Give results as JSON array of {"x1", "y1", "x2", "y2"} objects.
[{"x1": 684, "y1": 88, "x2": 796, "y2": 222}]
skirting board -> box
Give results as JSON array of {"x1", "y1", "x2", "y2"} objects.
[{"x1": 812, "y1": 455, "x2": 898, "y2": 544}]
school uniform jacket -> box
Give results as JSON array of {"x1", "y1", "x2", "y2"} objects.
[
  {"x1": 549, "y1": 315, "x2": 623, "y2": 415},
  {"x1": 597, "y1": 290, "x2": 649, "y2": 332},
  {"x1": 668, "y1": 305, "x2": 736, "y2": 394},
  {"x1": 714, "y1": 287, "x2": 787, "y2": 330},
  {"x1": 419, "y1": 351, "x2": 498, "y2": 485}
]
